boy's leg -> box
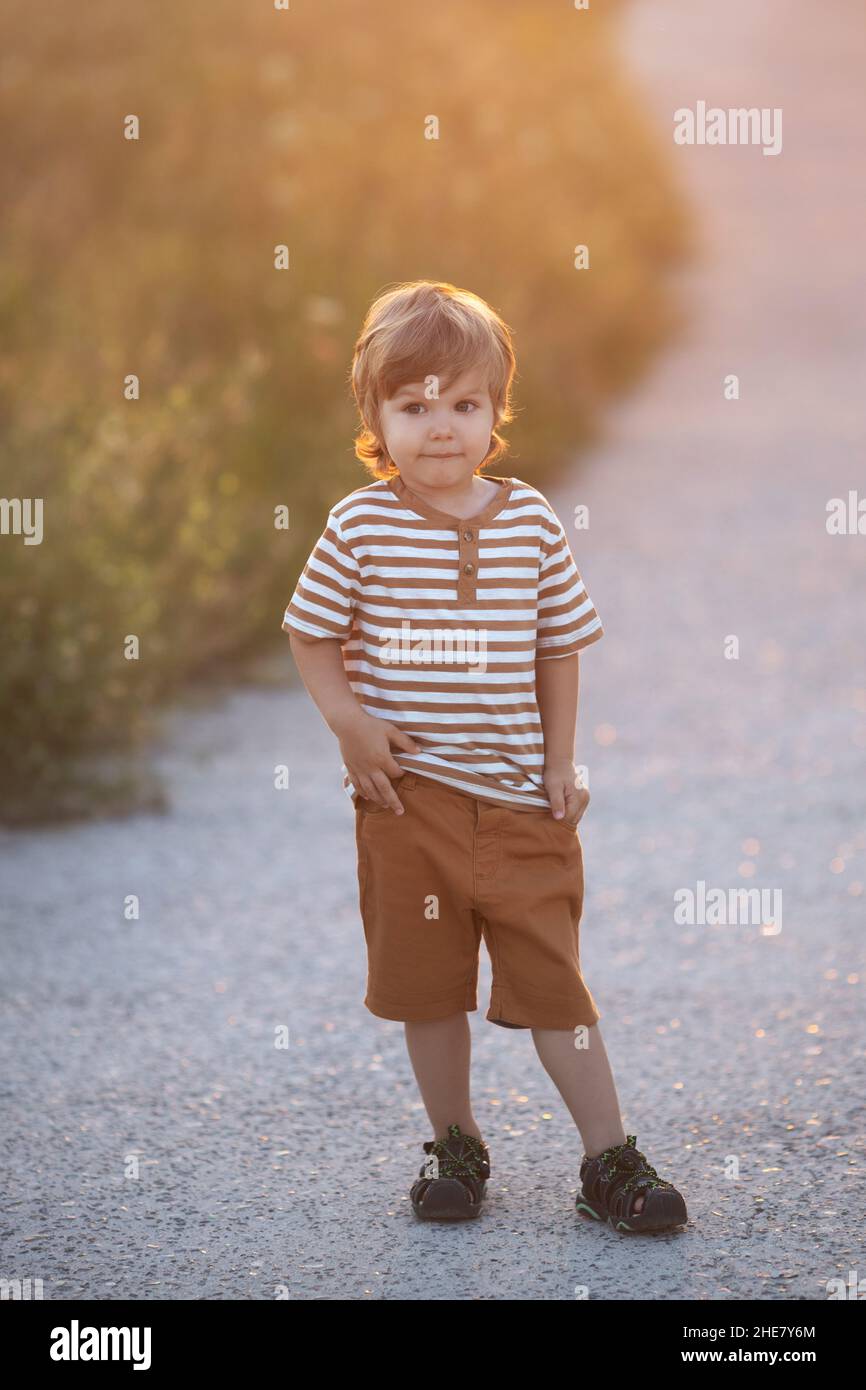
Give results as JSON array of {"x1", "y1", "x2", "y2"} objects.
[
  {"x1": 531, "y1": 1023, "x2": 647, "y2": 1213},
  {"x1": 404, "y1": 1011, "x2": 484, "y2": 1143}
]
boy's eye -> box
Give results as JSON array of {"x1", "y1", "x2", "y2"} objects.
[{"x1": 402, "y1": 400, "x2": 479, "y2": 414}]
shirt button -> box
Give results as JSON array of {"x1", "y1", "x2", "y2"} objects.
[
  {"x1": 463, "y1": 529, "x2": 474, "y2": 541},
  {"x1": 463, "y1": 562, "x2": 474, "y2": 575}
]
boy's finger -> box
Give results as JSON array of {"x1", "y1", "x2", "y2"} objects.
[
  {"x1": 388, "y1": 727, "x2": 421, "y2": 755},
  {"x1": 356, "y1": 776, "x2": 384, "y2": 805},
  {"x1": 370, "y1": 772, "x2": 405, "y2": 815}
]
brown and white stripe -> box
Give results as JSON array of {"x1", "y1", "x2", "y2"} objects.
[{"x1": 282, "y1": 472, "x2": 604, "y2": 811}]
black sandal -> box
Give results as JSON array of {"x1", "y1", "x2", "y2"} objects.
[
  {"x1": 577, "y1": 1134, "x2": 688, "y2": 1233},
  {"x1": 410, "y1": 1122, "x2": 491, "y2": 1221}
]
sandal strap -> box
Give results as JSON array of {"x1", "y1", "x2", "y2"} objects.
[
  {"x1": 422, "y1": 1122, "x2": 490, "y2": 1180},
  {"x1": 585, "y1": 1135, "x2": 675, "y2": 1214}
]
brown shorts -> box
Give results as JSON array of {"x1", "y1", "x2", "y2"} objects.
[{"x1": 354, "y1": 772, "x2": 601, "y2": 1030}]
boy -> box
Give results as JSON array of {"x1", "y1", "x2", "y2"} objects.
[{"x1": 283, "y1": 280, "x2": 687, "y2": 1233}]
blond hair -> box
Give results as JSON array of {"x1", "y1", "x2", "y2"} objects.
[{"x1": 349, "y1": 280, "x2": 517, "y2": 480}]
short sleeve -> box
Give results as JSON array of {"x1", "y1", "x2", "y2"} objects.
[
  {"x1": 281, "y1": 508, "x2": 360, "y2": 643},
  {"x1": 535, "y1": 509, "x2": 604, "y2": 659}
]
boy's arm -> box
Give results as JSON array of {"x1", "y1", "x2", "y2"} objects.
[
  {"x1": 288, "y1": 631, "x2": 364, "y2": 736},
  {"x1": 287, "y1": 632, "x2": 420, "y2": 810},
  {"x1": 535, "y1": 651, "x2": 589, "y2": 821}
]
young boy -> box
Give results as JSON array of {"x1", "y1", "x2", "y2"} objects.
[{"x1": 283, "y1": 280, "x2": 687, "y2": 1233}]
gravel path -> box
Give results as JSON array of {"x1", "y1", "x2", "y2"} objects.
[{"x1": 2, "y1": 0, "x2": 864, "y2": 1300}]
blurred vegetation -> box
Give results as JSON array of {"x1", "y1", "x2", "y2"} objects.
[{"x1": 0, "y1": 0, "x2": 694, "y2": 825}]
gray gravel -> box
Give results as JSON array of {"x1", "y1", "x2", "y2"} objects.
[{"x1": 1, "y1": 0, "x2": 864, "y2": 1300}]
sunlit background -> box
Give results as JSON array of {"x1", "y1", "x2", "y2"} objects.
[{"x1": 0, "y1": 0, "x2": 692, "y2": 823}]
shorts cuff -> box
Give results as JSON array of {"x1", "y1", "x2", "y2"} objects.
[{"x1": 365, "y1": 992, "x2": 478, "y2": 1023}]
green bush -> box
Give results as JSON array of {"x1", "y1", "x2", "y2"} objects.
[{"x1": 0, "y1": 0, "x2": 694, "y2": 824}]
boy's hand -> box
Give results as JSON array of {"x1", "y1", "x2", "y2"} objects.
[
  {"x1": 334, "y1": 709, "x2": 421, "y2": 814},
  {"x1": 543, "y1": 758, "x2": 590, "y2": 825}
]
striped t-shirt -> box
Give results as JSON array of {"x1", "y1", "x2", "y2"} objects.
[{"x1": 282, "y1": 472, "x2": 604, "y2": 812}]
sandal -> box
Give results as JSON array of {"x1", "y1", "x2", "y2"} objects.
[
  {"x1": 410, "y1": 1122, "x2": 491, "y2": 1221},
  {"x1": 576, "y1": 1134, "x2": 688, "y2": 1233}
]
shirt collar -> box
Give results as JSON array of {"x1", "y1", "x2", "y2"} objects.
[{"x1": 386, "y1": 472, "x2": 514, "y2": 526}]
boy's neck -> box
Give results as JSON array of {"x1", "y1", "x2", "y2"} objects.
[{"x1": 395, "y1": 471, "x2": 500, "y2": 520}]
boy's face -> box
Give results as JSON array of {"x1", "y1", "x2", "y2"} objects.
[{"x1": 378, "y1": 368, "x2": 495, "y2": 496}]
